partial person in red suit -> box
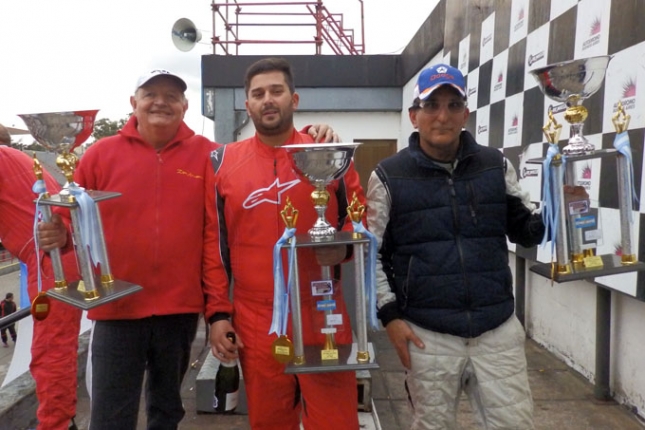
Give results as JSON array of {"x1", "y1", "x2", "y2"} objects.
[{"x1": 0, "y1": 127, "x2": 83, "y2": 430}]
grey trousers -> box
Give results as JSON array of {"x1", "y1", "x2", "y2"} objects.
[{"x1": 407, "y1": 316, "x2": 534, "y2": 430}]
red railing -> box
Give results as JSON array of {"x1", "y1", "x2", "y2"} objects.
[{"x1": 210, "y1": 0, "x2": 365, "y2": 55}]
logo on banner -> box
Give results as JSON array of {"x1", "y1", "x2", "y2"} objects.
[
  {"x1": 514, "y1": 8, "x2": 525, "y2": 31},
  {"x1": 507, "y1": 114, "x2": 519, "y2": 136},
  {"x1": 549, "y1": 103, "x2": 567, "y2": 114},
  {"x1": 582, "y1": 18, "x2": 602, "y2": 51},
  {"x1": 494, "y1": 72, "x2": 504, "y2": 91},
  {"x1": 577, "y1": 163, "x2": 592, "y2": 191},
  {"x1": 528, "y1": 51, "x2": 545, "y2": 66}
]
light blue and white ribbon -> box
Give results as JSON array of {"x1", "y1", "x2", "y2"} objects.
[
  {"x1": 540, "y1": 143, "x2": 564, "y2": 254},
  {"x1": 269, "y1": 228, "x2": 297, "y2": 336},
  {"x1": 69, "y1": 184, "x2": 106, "y2": 268},
  {"x1": 614, "y1": 131, "x2": 639, "y2": 223},
  {"x1": 352, "y1": 221, "x2": 379, "y2": 330},
  {"x1": 32, "y1": 179, "x2": 47, "y2": 294}
]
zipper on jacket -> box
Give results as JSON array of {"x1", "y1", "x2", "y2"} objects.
[
  {"x1": 448, "y1": 176, "x2": 473, "y2": 335},
  {"x1": 467, "y1": 182, "x2": 478, "y2": 225}
]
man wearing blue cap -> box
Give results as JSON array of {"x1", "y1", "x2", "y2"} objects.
[{"x1": 366, "y1": 63, "x2": 543, "y2": 429}]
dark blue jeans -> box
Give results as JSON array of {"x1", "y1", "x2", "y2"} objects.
[{"x1": 89, "y1": 313, "x2": 199, "y2": 430}]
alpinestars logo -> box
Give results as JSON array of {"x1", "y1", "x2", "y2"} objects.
[
  {"x1": 437, "y1": 66, "x2": 447, "y2": 73},
  {"x1": 243, "y1": 178, "x2": 300, "y2": 208}
]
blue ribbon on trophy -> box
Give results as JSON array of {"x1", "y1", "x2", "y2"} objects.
[
  {"x1": 351, "y1": 220, "x2": 379, "y2": 330},
  {"x1": 540, "y1": 110, "x2": 564, "y2": 254},
  {"x1": 270, "y1": 198, "x2": 299, "y2": 337},
  {"x1": 269, "y1": 226, "x2": 297, "y2": 336},
  {"x1": 32, "y1": 178, "x2": 47, "y2": 295},
  {"x1": 69, "y1": 184, "x2": 107, "y2": 268}
]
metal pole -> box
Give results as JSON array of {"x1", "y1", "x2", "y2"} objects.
[
  {"x1": 515, "y1": 255, "x2": 526, "y2": 328},
  {"x1": 594, "y1": 285, "x2": 611, "y2": 401},
  {"x1": 553, "y1": 158, "x2": 571, "y2": 273},
  {"x1": 290, "y1": 250, "x2": 305, "y2": 364},
  {"x1": 617, "y1": 153, "x2": 636, "y2": 263},
  {"x1": 565, "y1": 160, "x2": 584, "y2": 263},
  {"x1": 38, "y1": 205, "x2": 67, "y2": 289},
  {"x1": 69, "y1": 207, "x2": 98, "y2": 299},
  {"x1": 354, "y1": 242, "x2": 368, "y2": 362},
  {"x1": 93, "y1": 205, "x2": 114, "y2": 287},
  {"x1": 0, "y1": 307, "x2": 31, "y2": 330}
]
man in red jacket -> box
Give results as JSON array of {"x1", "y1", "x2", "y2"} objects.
[
  {"x1": 0, "y1": 129, "x2": 83, "y2": 430},
  {"x1": 205, "y1": 57, "x2": 363, "y2": 430}
]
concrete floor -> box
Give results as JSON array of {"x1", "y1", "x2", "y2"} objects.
[{"x1": 73, "y1": 325, "x2": 645, "y2": 430}]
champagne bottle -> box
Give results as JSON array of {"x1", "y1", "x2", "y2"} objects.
[{"x1": 213, "y1": 331, "x2": 240, "y2": 414}]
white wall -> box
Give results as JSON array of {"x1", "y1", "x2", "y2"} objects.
[{"x1": 510, "y1": 253, "x2": 645, "y2": 420}]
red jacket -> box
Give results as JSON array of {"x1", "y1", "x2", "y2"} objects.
[
  {"x1": 0, "y1": 146, "x2": 80, "y2": 296},
  {"x1": 75, "y1": 116, "x2": 220, "y2": 320},
  {"x1": 203, "y1": 129, "x2": 366, "y2": 331}
]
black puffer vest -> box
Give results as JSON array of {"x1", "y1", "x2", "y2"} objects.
[{"x1": 376, "y1": 131, "x2": 514, "y2": 338}]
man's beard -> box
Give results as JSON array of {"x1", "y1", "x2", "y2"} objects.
[{"x1": 254, "y1": 109, "x2": 293, "y2": 136}]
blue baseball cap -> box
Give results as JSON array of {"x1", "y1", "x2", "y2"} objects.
[{"x1": 413, "y1": 63, "x2": 466, "y2": 103}]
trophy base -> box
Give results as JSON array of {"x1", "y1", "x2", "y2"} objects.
[
  {"x1": 47, "y1": 278, "x2": 143, "y2": 310},
  {"x1": 530, "y1": 254, "x2": 645, "y2": 286},
  {"x1": 284, "y1": 342, "x2": 378, "y2": 374}
]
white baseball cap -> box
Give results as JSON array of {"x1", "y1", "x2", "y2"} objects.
[{"x1": 135, "y1": 69, "x2": 187, "y2": 92}]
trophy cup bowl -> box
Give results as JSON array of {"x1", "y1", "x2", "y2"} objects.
[
  {"x1": 18, "y1": 110, "x2": 97, "y2": 153},
  {"x1": 19, "y1": 110, "x2": 99, "y2": 188},
  {"x1": 530, "y1": 55, "x2": 612, "y2": 155},
  {"x1": 282, "y1": 142, "x2": 361, "y2": 240},
  {"x1": 19, "y1": 110, "x2": 143, "y2": 310}
]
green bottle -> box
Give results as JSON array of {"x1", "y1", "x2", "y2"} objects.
[{"x1": 213, "y1": 331, "x2": 240, "y2": 414}]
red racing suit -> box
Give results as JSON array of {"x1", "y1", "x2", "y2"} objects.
[
  {"x1": 204, "y1": 129, "x2": 364, "y2": 430},
  {"x1": 0, "y1": 146, "x2": 82, "y2": 430}
]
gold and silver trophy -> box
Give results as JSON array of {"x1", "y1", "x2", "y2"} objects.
[
  {"x1": 20, "y1": 110, "x2": 142, "y2": 310},
  {"x1": 530, "y1": 55, "x2": 611, "y2": 155},
  {"x1": 272, "y1": 142, "x2": 378, "y2": 374},
  {"x1": 527, "y1": 56, "x2": 645, "y2": 281}
]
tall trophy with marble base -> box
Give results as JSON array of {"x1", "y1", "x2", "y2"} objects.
[
  {"x1": 20, "y1": 110, "x2": 142, "y2": 310},
  {"x1": 527, "y1": 57, "x2": 645, "y2": 282},
  {"x1": 273, "y1": 142, "x2": 378, "y2": 374}
]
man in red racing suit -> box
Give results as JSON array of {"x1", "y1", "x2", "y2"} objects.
[
  {"x1": 0, "y1": 142, "x2": 82, "y2": 430},
  {"x1": 204, "y1": 58, "x2": 365, "y2": 429}
]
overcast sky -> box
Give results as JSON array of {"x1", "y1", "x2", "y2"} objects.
[{"x1": 0, "y1": 0, "x2": 437, "y2": 143}]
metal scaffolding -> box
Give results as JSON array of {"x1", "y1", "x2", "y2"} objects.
[{"x1": 210, "y1": 1, "x2": 365, "y2": 55}]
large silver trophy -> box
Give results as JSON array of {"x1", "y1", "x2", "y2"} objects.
[
  {"x1": 527, "y1": 56, "x2": 645, "y2": 282},
  {"x1": 20, "y1": 111, "x2": 142, "y2": 310},
  {"x1": 530, "y1": 55, "x2": 611, "y2": 155},
  {"x1": 273, "y1": 142, "x2": 377, "y2": 374}
]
